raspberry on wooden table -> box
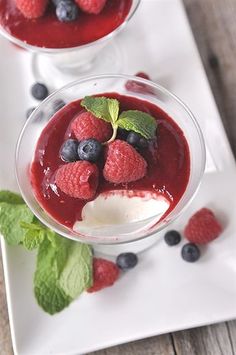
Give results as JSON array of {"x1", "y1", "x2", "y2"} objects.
[
  {"x1": 103, "y1": 140, "x2": 147, "y2": 184},
  {"x1": 184, "y1": 208, "x2": 223, "y2": 244},
  {"x1": 55, "y1": 161, "x2": 99, "y2": 199},
  {"x1": 71, "y1": 111, "x2": 112, "y2": 143}
]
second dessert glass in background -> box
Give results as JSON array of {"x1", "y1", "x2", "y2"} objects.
[
  {"x1": 0, "y1": 0, "x2": 140, "y2": 89},
  {"x1": 15, "y1": 74, "x2": 206, "y2": 254}
]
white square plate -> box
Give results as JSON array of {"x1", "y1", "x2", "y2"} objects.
[{"x1": 1, "y1": 1, "x2": 236, "y2": 354}]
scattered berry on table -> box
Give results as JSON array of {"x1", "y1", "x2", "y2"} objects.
[
  {"x1": 135, "y1": 72, "x2": 151, "y2": 80},
  {"x1": 127, "y1": 131, "x2": 148, "y2": 149},
  {"x1": 164, "y1": 230, "x2": 181, "y2": 246},
  {"x1": 103, "y1": 140, "x2": 147, "y2": 184},
  {"x1": 26, "y1": 107, "x2": 36, "y2": 119},
  {"x1": 87, "y1": 258, "x2": 120, "y2": 293},
  {"x1": 78, "y1": 139, "x2": 102, "y2": 163},
  {"x1": 60, "y1": 139, "x2": 79, "y2": 162},
  {"x1": 181, "y1": 243, "x2": 200, "y2": 262},
  {"x1": 56, "y1": 0, "x2": 79, "y2": 22},
  {"x1": 71, "y1": 111, "x2": 112, "y2": 143},
  {"x1": 55, "y1": 161, "x2": 99, "y2": 199},
  {"x1": 52, "y1": 99, "x2": 65, "y2": 113},
  {"x1": 31, "y1": 83, "x2": 49, "y2": 101},
  {"x1": 116, "y1": 253, "x2": 138, "y2": 270},
  {"x1": 184, "y1": 208, "x2": 222, "y2": 244},
  {"x1": 75, "y1": 0, "x2": 107, "y2": 15},
  {"x1": 125, "y1": 72, "x2": 154, "y2": 94},
  {"x1": 15, "y1": 0, "x2": 48, "y2": 19}
]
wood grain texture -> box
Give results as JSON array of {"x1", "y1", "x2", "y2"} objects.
[
  {"x1": 0, "y1": 254, "x2": 13, "y2": 355},
  {"x1": 1, "y1": 1, "x2": 236, "y2": 354}
]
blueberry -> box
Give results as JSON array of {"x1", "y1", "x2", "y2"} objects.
[
  {"x1": 138, "y1": 137, "x2": 148, "y2": 149},
  {"x1": 164, "y1": 230, "x2": 181, "y2": 246},
  {"x1": 127, "y1": 131, "x2": 148, "y2": 149},
  {"x1": 31, "y1": 83, "x2": 49, "y2": 101},
  {"x1": 116, "y1": 253, "x2": 138, "y2": 270},
  {"x1": 53, "y1": 99, "x2": 65, "y2": 111},
  {"x1": 181, "y1": 243, "x2": 200, "y2": 262},
  {"x1": 127, "y1": 131, "x2": 140, "y2": 146},
  {"x1": 26, "y1": 107, "x2": 36, "y2": 119},
  {"x1": 117, "y1": 128, "x2": 129, "y2": 140},
  {"x1": 60, "y1": 139, "x2": 79, "y2": 162},
  {"x1": 56, "y1": 0, "x2": 79, "y2": 22},
  {"x1": 78, "y1": 139, "x2": 102, "y2": 163}
]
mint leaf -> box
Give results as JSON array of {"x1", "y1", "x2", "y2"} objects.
[
  {"x1": 117, "y1": 110, "x2": 157, "y2": 139},
  {"x1": 34, "y1": 238, "x2": 72, "y2": 315},
  {"x1": 23, "y1": 230, "x2": 45, "y2": 250},
  {"x1": 34, "y1": 233, "x2": 93, "y2": 314},
  {"x1": 0, "y1": 203, "x2": 34, "y2": 245},
  {"x1": 81, "y1": 96, "x2": 119, "y2": 124},
  {"x1": 0, "y1": 190, "x2": 24, "y2": 204},
  {"x1": 59, "y1": 242, "x2": 93, "y2": 298}
]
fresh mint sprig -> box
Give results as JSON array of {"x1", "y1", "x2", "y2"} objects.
[
  {"x1": 81, "y1": 96, "x2": 157, "y2": 143},
  {"x1": 0, "y1": 190, "x2": 93, "y2": 314}
]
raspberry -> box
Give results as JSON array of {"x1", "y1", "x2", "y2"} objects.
[
  {"x1": 87, "y1": 258, "x2": 120, "y2": 293},
  {"x1": 15, "y1": 0, "x2": 48, "y2": 19},
  {"x1": 71, "y1": 111, "x2": 112, "y2": 143},
  {"x1": 55, "y1": 161, "x2": 99, "y2": 199},
  {"x1": 75, "y1": 0, "x2": 107, "y2": 14},
  {"x1": 184, "y1": 208, "x2": 223, "y2": 244},
  {"x1": 103, "y1": 140, "x2": 147, "y2": 184},
  {"x1": 125, "y1": 72, "x2": 154, "y2": 94}
]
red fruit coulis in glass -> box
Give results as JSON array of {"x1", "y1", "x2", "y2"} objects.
[
  {"x1": 0, "y1": 0, "x2": 132, "y2": 48},
  {"x1": 31, "y1": 93, "x2": 190, "y2": 229}
]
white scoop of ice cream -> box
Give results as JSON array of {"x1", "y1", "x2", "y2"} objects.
[{"x1": 73, "y1": 191, "x2": 170, "y2": 237}]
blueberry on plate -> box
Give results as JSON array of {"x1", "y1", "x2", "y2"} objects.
[
  {"x1": 164, "y1": 230, "x2": 181, "y2": 246},
  {"x1": 60, "y1": 139, "x2": 79, "y2": 162},
  {"x1": 31, "y1": 82, "x2": 49, "y2": 101},
  {"x1": 181, "y1": 243, "x2": 200, "y2": 262},
  {"x1": 78, "y1": 139, "x2": 102, "y2": 163},
  {"x1": 116, "y1": 252, "x2": 138, "y2": 270},
  {"x1": 52, "y1": 99, "x2": 65, "y2": 112},
  {"x1": 26, "y1": 107, "x2": 36, "y2": 119},
  {"x1": 127, "y1": 131, "x2": 148, "y2": 149},
  {"x1": 56, "y1": 0, "x2": 79, "y2": 22}
]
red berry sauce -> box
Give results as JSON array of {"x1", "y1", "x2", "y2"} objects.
[
  {"x1": 31, "y1": 93, "x2": 190, "y2": 229},
  {"x1": 0, "y1": 0, "x2": 132, "y2": 48}
]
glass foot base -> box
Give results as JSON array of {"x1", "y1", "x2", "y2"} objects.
[
  {"x1": 31, "y1": 41, "x2": 126, "y2": 90},
  {"x1": 93, "y1": 233, "x2": 160, "y2": 256}
]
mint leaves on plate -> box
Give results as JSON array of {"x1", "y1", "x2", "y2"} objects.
[
  {"x1": 81, "y1": 96, "x2": 157, "y2": 143},
  {"x1": 0, "y1": 190, "x2": 93, "y2": 314}
]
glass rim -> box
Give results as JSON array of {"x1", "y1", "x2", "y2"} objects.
[
  {"x1": 0, "y1": 0, "x2": 141, "y2": 53},
  {"x1": 15, "y1": 73, "x2": 206, "y2": 245}
]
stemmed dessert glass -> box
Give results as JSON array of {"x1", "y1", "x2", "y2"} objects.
[
  {"x1": 0, "y1": 1, "x2": 140, "y2": 89},
  {"x1": 15, "y1": 74, "x2": 206, "y2": 254}
]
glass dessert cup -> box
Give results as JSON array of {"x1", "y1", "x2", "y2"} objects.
[
  {"x1": 15, "y1": 74, "x2": 206, "y2": 255},
  {"x1": 0, "y1": 1, "x2": 140, "y2": 89}
]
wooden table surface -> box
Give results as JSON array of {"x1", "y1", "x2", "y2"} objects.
[{"x1": 1, "y1": 0, "x2": 236, "y2": 354}]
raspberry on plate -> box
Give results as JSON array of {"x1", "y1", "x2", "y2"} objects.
[
  {"x1": 103, "y1": 140, "x2": 147, "y2": 184},
  {"x1": 87, "y1": 258, "x2": 120, "y2": 293},
  {"x1": 15, "y1": 0, "x2": 48, "y2": 19},
  {"x1": 76, "y1": 0, "x2": 107, "y2": 15},
  {"x1": 125, "y1": 72, "x2": 154, "y2": 94},
  {"x1": 55, "y1": 161, "x2": 99, "y2": 199},
  {"x1": 184, "y1": 208, "x2": 223, "y2": 244},
  {"x1": 71, "y1": 111, "x2": 112, "y2": 143}
]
